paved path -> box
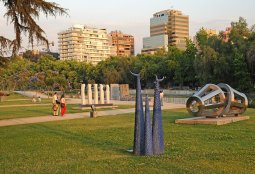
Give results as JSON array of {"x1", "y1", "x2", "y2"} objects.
[{"x1": 0, "y1": 103, "x2": 185, "y2": 127}]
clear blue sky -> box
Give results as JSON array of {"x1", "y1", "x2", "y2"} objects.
[{"x1": 1, "y1": 0, "x2": 255, "y2": 54}]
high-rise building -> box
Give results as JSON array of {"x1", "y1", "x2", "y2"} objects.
[
  {"x1": 109, "y1": 31, "x2": 134, "y2": 57},
  {"x1": 58, "y1": 25, "x2": 111, "y2": 64},
  {"x1": 142, "y1": 9, "x2": 189, "y2": 54}
]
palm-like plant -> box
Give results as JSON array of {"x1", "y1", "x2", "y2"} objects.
[{"x1": 0, "y1": 0, "x2": 68, "y2": 57}]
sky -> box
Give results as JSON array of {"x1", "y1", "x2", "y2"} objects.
[{"x1": 1, "y1": 0, "x2": 255, "y2": 54}]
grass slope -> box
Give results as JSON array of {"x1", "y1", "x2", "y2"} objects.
[{"x1": 0, "y1": 108, "x2": 254, "y2": 173}]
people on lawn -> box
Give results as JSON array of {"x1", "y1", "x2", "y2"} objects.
[
  {"x1": 60, "y1": 94, "x2": 66, "y2": 116},
  {"x1": 52, "y1": 92, "x2": 60, "y2": 116}
]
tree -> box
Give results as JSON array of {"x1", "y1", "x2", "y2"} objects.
[
  {"x1": 232, "y1": 49, "x2": 253, "y2": 91},
  {"x1": 0, "y1": 0, "x2": 68, "y2": 57},
  {"x1": 174, "y1": 40, "x2": 197, "y2": 88}
]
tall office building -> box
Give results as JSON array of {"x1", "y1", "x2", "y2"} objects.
[
  {"x1": 109, "y1": 31, "x2": 134, "y2": 57},
  {"x1": 58, "y1": 25, "x2": 111, "y2": 64},
  {"x1": 142, "y1": 9, "x2": 189, "y2": 54}
]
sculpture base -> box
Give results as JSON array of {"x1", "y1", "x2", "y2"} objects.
[
  {"x1": 175, "y1": 116, "x2": 250, "y2": 125},
  {"x1": 90, "y1": 111, "x2": 97, "y2": 118}
]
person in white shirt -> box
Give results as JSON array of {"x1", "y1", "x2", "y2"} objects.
[{"x1": 52, "y1": 92, "x2": 59, "y2": 116}]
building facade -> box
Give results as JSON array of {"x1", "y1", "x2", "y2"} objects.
[
  {"x1": 142, "y1": 9, "x2": 189, "y2": 54},
  {"x1": 109, "y1": 31, "x2": 134, "y2": 57},
  {"x1": 58, "y1": 25, "x2": 111, "y2": 64},
  {"x1": 142, "y1": 35, "x2": 168, "y2": 54}
]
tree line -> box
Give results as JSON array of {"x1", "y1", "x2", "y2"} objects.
[{"x1": 0, "y1": 17, "x2": 254, "y2": 93}]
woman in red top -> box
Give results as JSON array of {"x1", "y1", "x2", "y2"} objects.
[{"x1": 60, "y1": 94, "x2": 66, "y2": 116}]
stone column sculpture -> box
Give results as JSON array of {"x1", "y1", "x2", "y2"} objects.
[
  {"x1": 106, "y1": 85, "x2": 110, "y2": 104},
  {"x1": 144, "y1": 95, "x2": 153, "y2": 156},
  {"x1": 94, "y1": 84, "x2": 98, "y2": 104},
  {"x1": 88, "y1": 84, "x2": 92, "y2": 104},
  {"x1": 81, "y1": 84, "x2": 86, "y2": 105},
  {"x1": 100, "y1": 84, "x2": 104, "y2": 104},
  {"x1": 152, "y1": 76, "x2": 164, "y2": 155},
  {"x1": 130, "y1": 71, "x2": 145, "y2": 155}
]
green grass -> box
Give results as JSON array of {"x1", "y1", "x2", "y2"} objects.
[
  {"x1": 0, "y1": 108, "x2": 254, "y2": 173},
  {"x1": 0, "y1": 93, "x2": 51, "y2": 105},
  {"x1": 0, "y1": 93, "x2": 134, "y2": 120},
  {"x1": 0, "y1": 104, "x2": 83, "y2": 120},
  {"x1": 0, "y1": 102, "x2": 134, "y2": 120},
  {"x1": 0, "y1": 93, "x2": 27, "y2": 100},
  {"x1": 0, "y1": 98, "x2": 52, "y2": 105}
]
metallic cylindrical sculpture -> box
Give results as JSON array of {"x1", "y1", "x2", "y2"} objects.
[
  {"x1": 130, "y1": 71, "x2": 145, "y2": 155},
  {"x1": 152, "y1": 76, "x2": 164, "y2": 155},
  {"x1": 94, "y1": 84, "x2": 98, "y2": 104},
  {"x1": 217, "y1": 83, "x2": 248, "y2": 116},
  {"x1": 186, "y1": 83, "x2": 248, "y2": 118},
  {"x1": 81, "y1": 84, "x2": 86, "y2": 105},
  {"x1": 186, "y1": 84, "x2": 225, "y2": 118},
  {"x1": 144, "y1": 95, "x2": 153, "y2": 156},
  {"x1": 88, "y1": 84, "x2": 92, "y2": 104}
]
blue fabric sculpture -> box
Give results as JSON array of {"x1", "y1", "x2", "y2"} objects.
[
  {"x1": 130, "y1": 71, "x2": 145, "y2": 155},
  {"x1": 144, "y1": 95, "x2": 153, "y2": 156},
  {"x1": 152, "y1": 76, "x2": 165, "y2": 155}
]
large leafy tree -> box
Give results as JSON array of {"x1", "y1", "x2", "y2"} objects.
[{"x1": 0, "y1": 0, "x2": 67, "y2": 57}]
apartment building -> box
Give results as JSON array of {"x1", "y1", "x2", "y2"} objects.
[
  {"x1": 58, "y1": 25, "x2": 111, "y2": 64},
  {"x1": 142, "y1": 9, "x2": 189, "y2": 54},
  {"x1": 109, "y1": 31, "x2": 134, "y2": 57},
  {"x1": 204, "y1": 28, "x2": 219, "y2": 36}
]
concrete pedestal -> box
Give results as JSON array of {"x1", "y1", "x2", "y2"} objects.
[
  {"x1": 175, "y1": 116, "x2": 250, "y2": 125},
  {"x1": 90, "y1": 111, "x2": 97, "y2": 118}
]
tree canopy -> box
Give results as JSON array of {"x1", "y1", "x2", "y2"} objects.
[
  {"x1": 0, "y1": 0, "x2": 67, "y2": 57},
  {"x1": 0, "y1": 17, "x2": 254, "y2": 93}
]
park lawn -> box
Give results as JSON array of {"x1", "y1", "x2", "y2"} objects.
[
  {"x1": 0, "y1": 104, "x2": 134, "y2": 120},
  {"x1": 0, "y1": 108, "x2": 254, "y2": 174},
  {"x1": 0, "y1": 93, "x2": 51, "y2": 105},
  {"x1": 0, "y1": 104, "x2": 83, "y2": 120},
  {"x1": 1, "y1": 93, "x2": 28, "y2": 100},
  {"x1": 0, "y1": 98, "x2": 52, "y2": 105}
]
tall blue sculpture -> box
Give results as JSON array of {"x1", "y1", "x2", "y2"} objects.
[
  {"x1": 152, "y1": 76, "x2": 165, "y2": 155},
  {"x1": 130, "y1": 71, "x2": 145, "y2": 155},
  {"x1": 144, "y1": 95, "x2": 153, "y2": 156}
]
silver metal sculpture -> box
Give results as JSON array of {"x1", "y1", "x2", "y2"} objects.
[
  {"x1": 186, "y1": 83, "x2": 248, "y2": 118},
  {"x1": 217, "y1": 83, "x2": 248, "y2": 116}
]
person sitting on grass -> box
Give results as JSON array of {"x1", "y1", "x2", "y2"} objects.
[
  {"x1": 32, "y1": 95, "x2": 36, "y2": 103},
  {"x1": 37, "y1": 96, "x2": 41, "y2": 103}
]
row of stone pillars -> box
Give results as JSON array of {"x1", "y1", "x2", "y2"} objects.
[{"x1": 81, "y1": 84, "x2": 110, "y2": 105}]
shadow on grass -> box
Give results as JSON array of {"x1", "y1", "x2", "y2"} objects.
[{"x1": 26, "y1": 123, "x2": 133, "y2": 156}]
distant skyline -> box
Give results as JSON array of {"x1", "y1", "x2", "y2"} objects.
[{"x1": 1, "y1": 0, "x2": 255, "y2": 54}]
